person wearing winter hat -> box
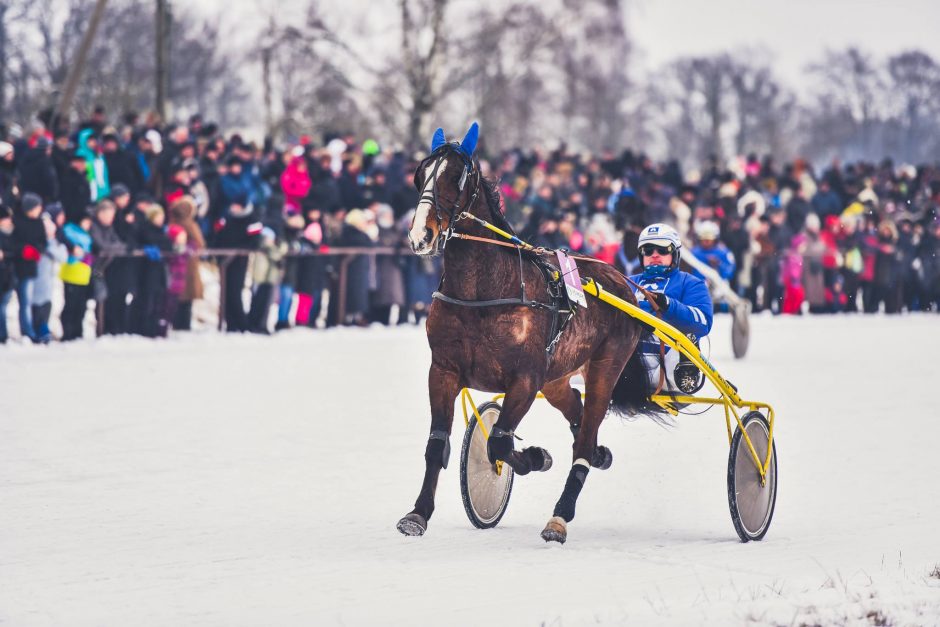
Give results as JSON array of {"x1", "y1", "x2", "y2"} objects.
[
  {"x1": 11, "y1": 193, "x2": 48, "y2": 342},
  {"x1": 627, "y1": 223, "x2": 714, "y2": 401},
  {"x1": 690, "y1": 220, "x2": 736, "y2": 283},
  {"x1": 59, "y1": 215, "x2": 94, "y2": 341}
]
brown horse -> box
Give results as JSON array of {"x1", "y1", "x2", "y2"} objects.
[{"x1": 396, "y1": 124, "x2": 649, "y2": 543}]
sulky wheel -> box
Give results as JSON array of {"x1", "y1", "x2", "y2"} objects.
[
  {"x1": 459, "y1": 401, "x2": 514, "y2": 529},
  {"x1": 731, "y1": 302, "x2": 750, "y2": 359},
  {"x1": 727, "y1": 411, "x2": 777, "y2": 542}
]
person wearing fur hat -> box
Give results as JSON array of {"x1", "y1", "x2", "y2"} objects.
[{"x1": 12, "y1": 193, "x2": 47, "y2": 341}]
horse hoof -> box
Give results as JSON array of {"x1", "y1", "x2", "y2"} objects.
[
  {"x1": 540, "y1": 516, "x2": 567, "y2": 544},
  {"x1": 591, "y1": 445, "x2": 613, "y2": 470},
  {"x1": 523, "y1": 446, "x2": 553, "y2": 472},
  {"x1": 396, "y1": 513, "x2": 427, "y2": 537}
]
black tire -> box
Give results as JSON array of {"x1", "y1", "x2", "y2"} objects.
[
  {"x1": 731, "y1": 304, "x2": 750, "y2": 359},
  {"x1": 727, "y1": 411, "x2": 777, "y2": 542},
  {"x1": 459, "y1": 401, "x2": 514, "y2": 529}
]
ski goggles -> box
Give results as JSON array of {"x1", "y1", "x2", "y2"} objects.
[{"x1": 639, "y1": 244, "x2": 675, "y2": 257}]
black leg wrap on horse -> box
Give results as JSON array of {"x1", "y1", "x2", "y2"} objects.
[
  {"x1": 487, "y1": 427, "x2": 514, "y2": 464},
  {"x1": 426, "y1": 430, "x2": 451, "y2": 470},
  {"x1": 553, "y1": 463, "x2": 590, "y2": 522}
]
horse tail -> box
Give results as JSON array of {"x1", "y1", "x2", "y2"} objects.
[{"x1": 609, "y1": 340, "x2": 668, "y2": 421}]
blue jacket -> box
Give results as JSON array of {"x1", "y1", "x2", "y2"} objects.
[
  {"x1": 628, "y1": 266, "x2": 713, "y2": 353},
  {"x1": 690, "y1": 244, "x2": 736, "y2": 282}
]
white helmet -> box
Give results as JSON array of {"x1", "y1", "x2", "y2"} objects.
[
  {"x1": 638, "y1": 223, "x2": 681, "y2": 270},
  {"x1": 694, "y1": 220, "x2": 721, "y2": 241}
]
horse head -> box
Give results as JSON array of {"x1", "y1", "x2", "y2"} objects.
[{"x1": 408, "y1": 122, "x2": 481, "y2": 255}]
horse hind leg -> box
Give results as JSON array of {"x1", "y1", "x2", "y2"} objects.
[
  {"x1": 486, "y1": 377, "x2": 553, "y2": 476},
  {"x1": 541, "y1": 375, "x2": 583, "y2": 438},
  {"x1": 397, "y1": 363, "x2": 460, "y2": 537},
  {"x1": 541, "y1": 372, "x2": 612, "y2": 471},
  {"x1": 542, "y1": 352, "x2": 629, "y2": 544}
]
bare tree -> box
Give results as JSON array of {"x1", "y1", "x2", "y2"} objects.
[
  {"x1": 399, "y1": 0, "x2": 449, "y2": 150},
  {"x1": 805, "y1": 47, "x2": 885, "y2": 158},
  {"x1": 886, "y1": 50, "x2": 940, "y2": 162}
]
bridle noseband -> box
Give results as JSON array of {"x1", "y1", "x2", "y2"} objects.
[{"x1": 414, "y1": 144, "x2": 482, "y2": 250}]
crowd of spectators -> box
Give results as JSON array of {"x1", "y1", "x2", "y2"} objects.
[{"x1": 1, "y1": 108, "x2": 939, "y2": 344}]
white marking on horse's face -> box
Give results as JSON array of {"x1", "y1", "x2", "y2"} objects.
[{"x1": 409, "y1": 158, "x2": 448, "y2": 255}]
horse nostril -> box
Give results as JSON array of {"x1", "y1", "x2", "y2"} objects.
[{"x1": 424, "y1": 227, "x2": 433, "y2": 243}]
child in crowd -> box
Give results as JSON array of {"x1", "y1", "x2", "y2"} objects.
[
  {"x1": 247, "y1": 227, "x2": 287, "y2": 334},
  {"x1": 32, "y1": 208, "x2": 68, "y2": 342},
  {"x1": 60, "y1": 217, "x2": 94, "y2": 341},
  {"x1": 137, "y1": 204, "x2": 172, "y2": 337},
  {"x1": 163, "y1": 224, "x2": 188, "y2": 337}
]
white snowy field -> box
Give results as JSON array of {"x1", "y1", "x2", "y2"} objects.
[{"x1": 2, "y1": 315, "x2": 939, "y2": 626}]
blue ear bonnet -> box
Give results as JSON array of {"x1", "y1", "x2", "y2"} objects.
[
  {"x1": 430, "y1": 128, "x2": 446, "y2": 153},
  {"x1": 428, "y1": 122, "x2": 479, "y2": 159}
]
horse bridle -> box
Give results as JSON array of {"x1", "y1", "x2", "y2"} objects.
[{"x1": 414, "y1": 145, "x2": 482, "y2": 249}]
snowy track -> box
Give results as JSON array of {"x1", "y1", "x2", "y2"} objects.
[{"x1": 2, "y1": 316, "x2": 939, "y2": 625}]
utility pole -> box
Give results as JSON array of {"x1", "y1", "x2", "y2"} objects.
[
  {"x1": 155, "y1": 0, "x2": 171, "y2": 120},
  {"x1": 53, "y1": 0, "x2": 108, "y2": 126}
]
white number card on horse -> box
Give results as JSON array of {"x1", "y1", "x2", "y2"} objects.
[{"x1": 556, "y1": 250, "x2": 588, "y2": 308}]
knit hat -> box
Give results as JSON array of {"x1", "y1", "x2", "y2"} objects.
[
  {"x1": 0, "y1": 142, "x2": 13, "y2": 159},
  {"x1": 21, "y1": 192, "x2": 43, "y2": 214},
  {"x1": 111, "y1": 183, "x2": 130, "y2": 199}
]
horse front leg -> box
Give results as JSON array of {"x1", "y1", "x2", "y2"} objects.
[
  {"x1": 542, "y1": 354, "x2": 626, "y2": 544},
  {"x1": 486, "y1": 376, "x2": 553, "y2": 476},
  {"x1": 396, "y1": 362, "x2": 460, "y2": 537}
]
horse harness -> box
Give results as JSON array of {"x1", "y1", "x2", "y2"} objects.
[{"x1": 433, "y1": 247, "x2": 576, "y2": 358}]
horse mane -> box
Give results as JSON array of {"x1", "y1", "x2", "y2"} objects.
[{"x1": 479, "y1": 174, "x2": 515, "y2": 236}]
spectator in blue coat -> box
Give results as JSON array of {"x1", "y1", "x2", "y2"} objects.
[{"x1": 690, "y1": 220, "x2": 736, "y2": 282}]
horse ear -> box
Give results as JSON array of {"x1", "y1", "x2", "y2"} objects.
[
  {"x1": 430, "y1": 128, "x2": 446, "y2": 152},
  {"x1": 459, "y1": 122, "x2": 479, "y2": 156}
]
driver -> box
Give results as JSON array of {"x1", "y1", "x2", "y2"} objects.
[{"x1": 627, "y1": 223, "x2": 714, "y2": 394}]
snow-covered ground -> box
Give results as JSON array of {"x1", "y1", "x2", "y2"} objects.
[{"x1": 2, "y1": 314, "x2": 939, "y2": 626}]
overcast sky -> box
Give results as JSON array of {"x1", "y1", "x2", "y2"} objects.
[
  {"x1": 197, "y1": 0, "x2": 940, "y2": 90},
  {"x1": 629, "y1": 0, "x2": 940, "y2": 86}
]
